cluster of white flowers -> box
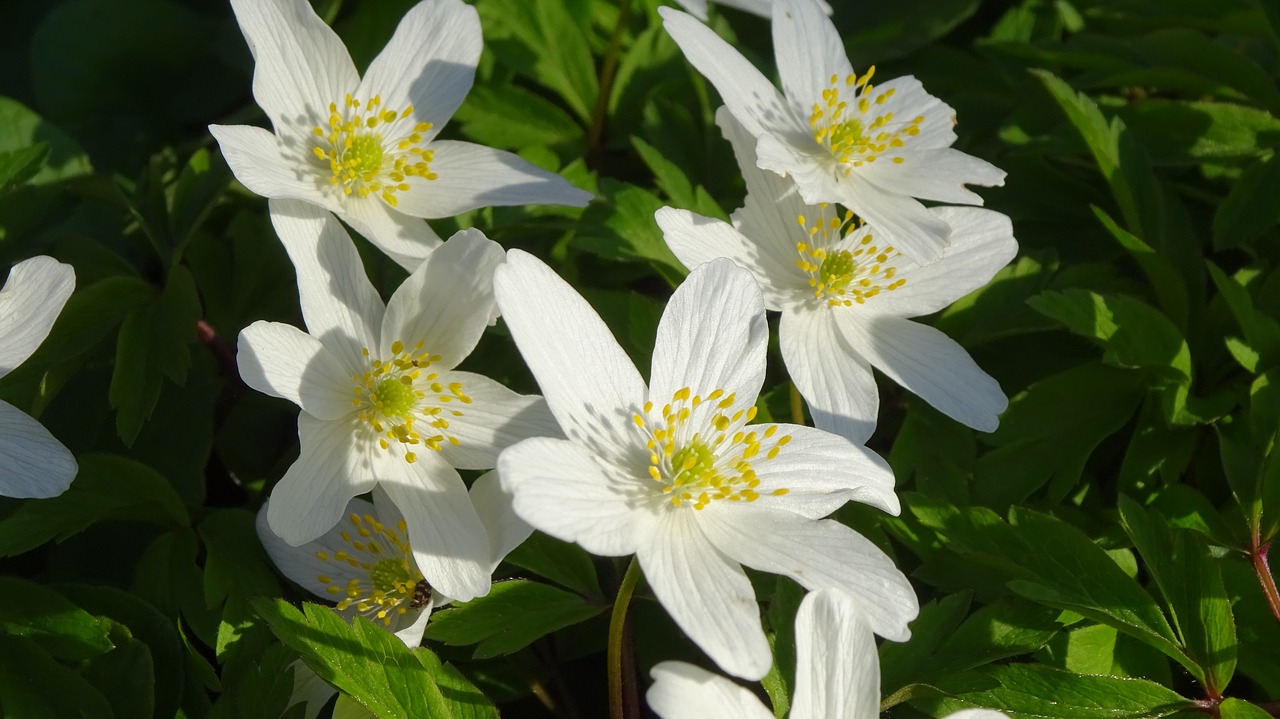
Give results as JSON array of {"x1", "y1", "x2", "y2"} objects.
[{"x1": 217, "y1": 0, "x2": 1017, "y2": 716}]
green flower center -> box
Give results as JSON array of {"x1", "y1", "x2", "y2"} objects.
[
  {"x1": 348, "y1": 134, "x2": 385, "y2": 176},
  {"x1": 352, "y1": 340, "x2": 470, "y2": 464},
  {"x1": 795, "y1": 209, "x2": 907, "y2": 307},
  {"x1": 374, "y1": 377, "x2": 416, "y2": 418},
  {"x1": 315, "y1": 512, "x2": 425, "y2": 626},
  {"x1": 808, "y1": 67, "x2": 924, "y2": 172},
  {"x1": 311, "y1": 93, "x2": 437, "y2": 206},
  {"x1": 818, "y1": 250, "x2": 857, "y2": 292}
]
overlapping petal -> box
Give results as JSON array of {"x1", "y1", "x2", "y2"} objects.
[
  {"x1": 237, "y1": 321, "x2": 356, "y2": 421},
  {"x1": 649, "y1": 259, "x2": 767, "y2": 411},
  {"x1": 267, "y1": 414, "x2": 377, "y2": 545},
  {"x1": 790, "y1": 589, "x2": 880, "y2": 719},
  {"x1": 744, "y1": 422, "x2": 897, "y2": 517},
  {"x1": 771, "y1": 0, "x2": 853, "y2": 118},
  {"x1": 779, "y1": 308, "x2": 879, "y2": 444},
  {"x1": 434, "y1": 372, "x2": 560, "y2": 470},
  {"x1": 494, "y1": 250, "x2": 647, "y2": 468},
  {"x1": 647, "y1": 662, "x2": 774, "y2": 719},
  {"x1": 637, "y1": 511, "x2": 773, "y2": 680},
  {"x1": 701, "y1": 506, "x2": 918, "y2": 642},
  {"x1": 0, "y1": 400, "x2": 77, "y2": 499}
]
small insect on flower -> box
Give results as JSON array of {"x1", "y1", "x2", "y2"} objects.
[{"x1": 410, "y1": 578, "x2": 433, "y2": 609}]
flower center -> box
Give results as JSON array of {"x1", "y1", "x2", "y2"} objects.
[
  {"x1": 795, "y1": 207, "x2": 906, "y2": 307},
  {"x1": 311, "y1": 94, "x2": 438, "y2": 207},
  {"x1": 632, "y1": 387, "x2": 791, "y2": 510},
  {"x1": 808, "y1": 67, "x2": 924, "y2": 172},
  {"x1": 352, "y1": 340, "x2": 469, "y2": 463},
  {"x1": 316, "y1": 512, "x2": 425, "y2": 626}
]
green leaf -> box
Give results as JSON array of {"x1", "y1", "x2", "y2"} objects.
[
  {"x1": 253, "y1": 599, "x2": 453, "y2": 719},
  {"x1": 631, "y1": 135, "x2": 696, "y2": 210},
  {"x1": 0, "y1": 96, "x2": 91, "y2": 184},
  {"x1": 0, "y1": 453, "x2": 188, "y2": 557},
  {"x1": 0, "y1": 634, "x2": 113, "y2": 719},
  {"x1": 0, "y1": 576, "x2": 114, "y2": 660},
  {"x1": 0, "y1": 144, "x2": 49, "y2": 192},
  {"x1": 880, "y1": 592, "x2": 972, "y2": 693},
  {"x1": 1089, "y1": 205, "x2": 1188, "y2": 329},
  {"x1": 424, "y1": 579, "x2": 606, "y2": 659},
  {"x1": 974, "y1": 363, "x2": 1146, "y2": 505},
  {"x1": 169, "y1": 148, "x2": 231, "y2": 259},
  {"x1": 1118, "y1": 497, "x2": 1237, "y2": 691},
  {"x1": 1207, "y1": 262, "x2": 1280, "y2": 370},
  {"x1": 503, "y1": 531, "x2": 602, "y2": 599},
  {"x1": 1116, "y1": 100, "x2": 1280, "y2": 165},
  {"x1": 929, "y1": 599, "x2": 1063, "y2": 675},
  {"x1": 1220, "y1": 699, "x2": 1275, "y2": 719},
  {"x1": 1214, "y1": 153, "x2": 1280, "y2": 251},
  {"x1": 575, "y1": 179, "x2": 687, "y2": 283},
  {"x1": 453, "y1": 84, "x2": 584, "y2": 151},
  {"x1": 81, "y1": 638, "x2": 155, "y2": 719},
  {"x1": 108, "y1": 266, "x2": 201, "y2": 444},
  {"x1": 210, "y1": 642, "x2": 303, "y2": 719},
  {"x1": 922, "y1": 663, "x2": 1195, "y2": 719},
  {"x1": 414, "y1": 649, "x2": 500, "y2": 719}
]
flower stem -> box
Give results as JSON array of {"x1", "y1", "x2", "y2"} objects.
[
  {"x1": 588, "y1": 0, "x2": 633, "y2": 170},
  {"x1": 789, "y1": 381, "x2": 806, "y2": 426},
  {"x1": 1251, "y1": 534, "x2": 1280, "y2": 624},
  {"x1": 608, "y1": 557, "x2": 643, "y2": 719}
]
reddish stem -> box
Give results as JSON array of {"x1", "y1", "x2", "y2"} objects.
[
  {"x1": 1252, "y1": 537, "x2": 1280, "y2": 624},
  {"x1": 197, "y1": 319, "x2": 244, "y2": 391}
]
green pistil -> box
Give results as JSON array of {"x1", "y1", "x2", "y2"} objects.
[
  {"x1": 671, "y1": 440, "x2": 717, "y2": 488},
  {"x1": 375, "y1": 377, "x2": 416, "y2": 417},
  {"x1": 349, "y1": 134, "x2": 384, "y2": 175},
  {"x1": 367, "y1": 557, "x2": 416, "y2": 594},
  {"x1": 819, "y1": 250, "x2": 856, "y2": 290}
]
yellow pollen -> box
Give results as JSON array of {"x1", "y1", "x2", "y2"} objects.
[
  {"x1": 311, "y1": 94, "x2": 437, "y2": 204},
  {"x1": 809, "y1": 69, "x2": 919, "y2": 172},
  {"x1": 794, "y1": 210, "x2": 907, "y2": 307},
  {"x1": 632, "y1": 387, "x2": 791, "y2": 510},
  {"x1": 314, "y1": 512, "x2": 425, "y2": 627}
]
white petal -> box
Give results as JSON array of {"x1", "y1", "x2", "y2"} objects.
[
  {"x1": 255, "y1": 497, "x2": 376, "y2": 599},
  {"x1": 791, "y1": 589, "x2": 880, "y2": 719},
  {"x1": 434, "y1": 372, "x2": 560, "y2": 470},
  {"x1": 287, "y1": 661, "x2": 338, "y2": 719},
  {"x1": 381, "y1": 228, "x2": 502, "y2": 369},
  {"x1": 945, "y1": 710, "x2": 1011, "y2": 719},
  {"x1": 834, "y1": 313, "x2": 1007, "y2": 433},
  {"x1": 753, "y1": 131, "x2": 841, "y2": 210},
  {"x1": 701, "y1": 507, "x2": 918, "y2": 641},
  {"x1": 497, "y1": 437, "x2": 647, "y2": 557},
  {"x1": 670, "y1": 0, "x2": 710, "y2": 20},
  {"x1": 746, "y1": 422, "x2": 897, "y2": 518},
  {"x1": 355, "y1": 0, "x2": 481, "y2": 141},
  {"x1": 227, "y1": 0, "x2": 357, "y2": 130},
  {"x1": 393, "y1": 141, "x2": 591, "y2": 219},
  {"x1": 390, "y1": 604, "x2": 433, "y2": 647},
  {"x1": 493, "y1": 251, "x2": 647, "y2": 467},
  {"x1": 0, "y1": 255, "x2": 74, "y2": 375},
  {"x1": 859, "y1": 147, "x2": 1006, "y2": 206},
  {"x1": 374, "y1": 451, "x2": 492, "y2": 602},
  {"x1": 772, "y1": 0, "x2": 853, "y2": 118},
  {"x1": 779, "y1": 307, "x2": 879, "y2": 445},
  {"x1": 870, "y1": 75, "x2": 957, "y2": 151},
  {"x1": 646, "y1": 661, "x2": 774, "y2": 719},
  {"x1": 870, "y1": 207, "x2": 1018, "y2": 318},
  {"x1": 659, "y1": 7, "x2": 807, "y2": 142},
  {"x1": 210, "y1": 124, "x2": 328, "y2": 203},
  {"x1": 268, "y1": 414, "x2": 376, "y2": 545},
  {"x1": 717, "y1": 107, "x2": 813, "y2": 306},
  {"x1": 649, "y1": 259, "x2": 767, "y2": 413},
  {"x1": 237, "y1": 321, "x2": 354, "y2": 421},
  {"x1": 268, "y1": 199, "x2": 383, "y2": 371},
  {"x1": 470, "y1": 470, "x2": 533, "y2": 572},
  {"x1": 339, "y1": 196, "x2": 444, "y2": 271},
  {"x1": 638, "y1": 511, "x2": 772, "y2": 680},
  {"x1": 834, "y1": 171, "x2": 951, "y2": 266},
  {"x1": 0, "y1": 400, "x2": 76, "y2": 499},
  {"x1": 654, "y1": 208, "x2": 794, "y2": 310}
]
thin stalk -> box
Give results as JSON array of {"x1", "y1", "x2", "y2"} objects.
[
  {"x1": 608, "y1": 557, "x2": 643, "y2": 719},
  {"x1": 588, "y1": 0, "x2": 633, "y2": 169},
  {"x1": 789, "y1": 381, "x2": 806, "y2": 426},
  {"x1": 1251, "y1": 534, "x2": 1280, "y2": 623}
]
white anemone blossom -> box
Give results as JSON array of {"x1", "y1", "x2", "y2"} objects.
[
  {"x1": 660, "y1": 0, "x2": 1005, "y2": 264},
  {"x1": 210, "y1": 0, "x2": 591, "y2": 269},
  {"x1": 0, "y1": 256, "x2": 77, "y2": 499},
  {"x1": 648, "y1": 588, "x2": 1009, "y2": 719},
  {"x1": 671, "y1": 0, "x2": 830, "y2": 22},
  {"x1": 269, "y1": 474, "x2": 532, "y2": 719},
  {"x1": 238, "y1": 199, "x2": 556, "y2": 601},
  {"x1": 494, "y1": 253, "x2": 917, "y2": 681},
  {"x1": 658, "y1": 110, "x2": 1015, "y2": 443}
]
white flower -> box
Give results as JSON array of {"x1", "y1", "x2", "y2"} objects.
[
  {"x1": 658, "y1": 110, "x2": 1015, "y2": 443},
  {"x1": 660, "y1": 0, "x2": 1005, "y2": 265},
  {"x1": 671, "y1": 0, "x2": 830, "y2": 22},
  {"x1": 256, "y1": 472, "x2": 532, "y2": 647},
  {"x1": 210, "y1": 0, "x2": 592, "y2": 270},
  {"x1": 493, "y1": 253, "x2": 917, "y2": 681},
  {"x1": 0, "y1": 256, "x2": 77, "y2": 499},
  {"x1": 238, "y1": 198, "x2": 555, "y2": 601},
  {"x1": 648, "y1": 588, "x2": 1010, "y2": 719}
]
